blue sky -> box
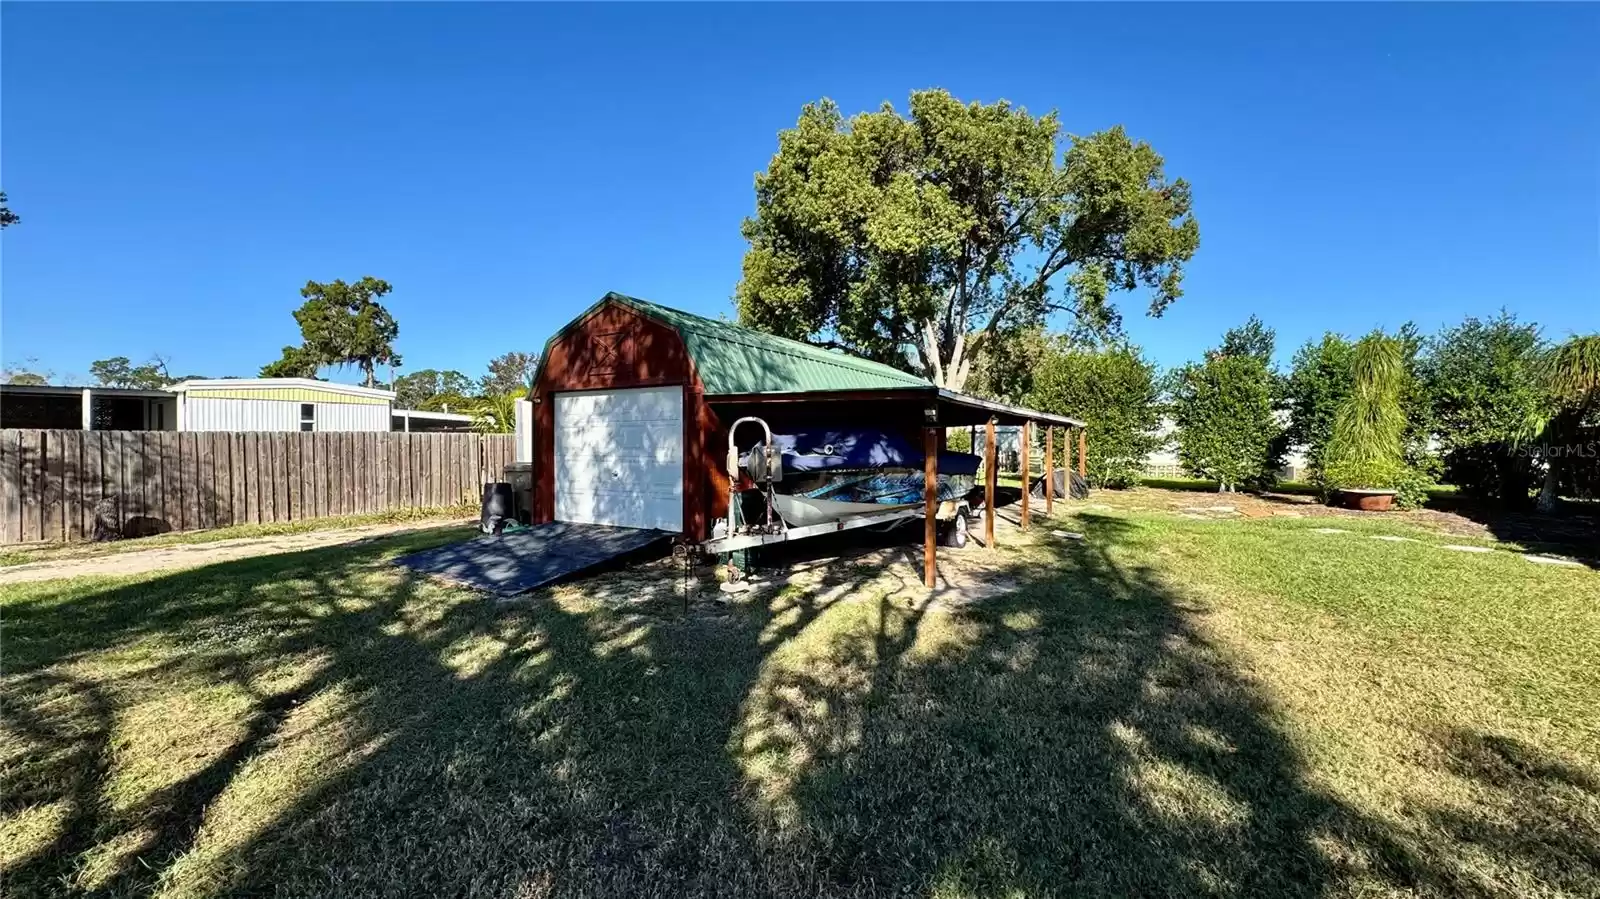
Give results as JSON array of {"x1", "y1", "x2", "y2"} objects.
[{"x1": 3, "y1": 3, "x2": 1595, "y2": 385}]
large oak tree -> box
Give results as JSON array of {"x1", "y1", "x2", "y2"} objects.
[
  {"x1": 261, "y1": 277, "x2": 401, "y2": 386},
  {"x1": 736, "y1": 90, "x2": 1199, "y2": 389}
]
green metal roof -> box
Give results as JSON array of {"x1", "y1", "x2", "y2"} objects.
[
  {"x1": 598, "y1": 293, "x2": 933, "y2": 396},
  {"x1": 535, "y1": 293, "x2": 1085, "y2": 425}
]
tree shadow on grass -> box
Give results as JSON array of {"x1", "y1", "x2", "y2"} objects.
[
  {"x1": 2, "y1": 517, "x2": 1592, "y2": 896},
  {"x1": 734, "y1": 515, "x2": 1352, "y2": 896},
  {"x1": 1, "y1": 528, "x2": 881, "y2": 897},
  {"x1": 1421, "y1": 728, "x2": 1600, "y2": 897},
  {"x1": 1422, "y1": 493, "x2": 1600, "y2": 568},
  {"x1": 1, "y1": 539, "x2": 449, "y2": 897}
]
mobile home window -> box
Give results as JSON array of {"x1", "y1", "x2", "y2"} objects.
[{"x1": 299, "y1": 403, "x2": 315, "y2": 432}]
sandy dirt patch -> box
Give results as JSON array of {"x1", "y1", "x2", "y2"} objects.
[{"x1": 0, "y1": 518, "x2": 471, "y2": 584}]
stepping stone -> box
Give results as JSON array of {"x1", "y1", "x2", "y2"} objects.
[
  {"x1": 1051, "y1": 530, "x2": 1085, "y2": 540},
  {"x1": 1524, "y1": 555, "x2": 1584, "y2": 568},
  {"x1": 1311, "y1": 527, "x2": 1351, "y2": 534},
  {"x1": 1369, "y1": 535, "x2": 1418, "y2": 543},
  {"x1": 1441, "y1": 544, "x2": 1492, "y2": 553}
]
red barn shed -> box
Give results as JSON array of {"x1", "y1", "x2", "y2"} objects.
[{"x1": 530, "y1": 293, "x2": 1085, "y2": 584}]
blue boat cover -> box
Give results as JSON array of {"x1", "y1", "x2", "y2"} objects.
[
  {"x1": 803, "y1": 471, "x2": 975, "y2": 504},
  {"x1": 748, "y1": 430, "x2": 980, "y2": 476}
]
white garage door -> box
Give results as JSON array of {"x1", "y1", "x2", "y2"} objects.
[{"x1": 554, "y1": 386, "x2": 683, "y2": 532}]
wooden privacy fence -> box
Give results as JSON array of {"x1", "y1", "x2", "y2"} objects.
[{"x1": 0, "y1": 430, "x2": 519, "y2": 544}]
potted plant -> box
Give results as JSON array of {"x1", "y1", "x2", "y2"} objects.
[
  {"x1": 1324, "y1": 334, "x2": 1407, "y2": 511},
  {"x1": 1326, "y1": 461, "x2": 1403, "y2": 511}
]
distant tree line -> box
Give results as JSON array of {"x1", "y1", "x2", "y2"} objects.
[{"x1": 965, "y1": 312, "x2": 1598, "y2": 511}]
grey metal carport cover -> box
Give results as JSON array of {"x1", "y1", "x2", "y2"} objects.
[{"x1": 397, "y1": 522, "x2": 669, "y2": 596}]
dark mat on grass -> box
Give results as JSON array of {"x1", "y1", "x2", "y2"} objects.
[
  {"x1": 1029, "y1": 468, "x2": 1092, "y2": 500},
  {"x1": 397, "y1": 521, "x2": 669, "y2": 596}
]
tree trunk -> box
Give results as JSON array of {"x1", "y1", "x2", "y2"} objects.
[
  {"x1": 1534, "y1": 410, "x2": 1581, "y2": 514},
  {"x1": 921, "y1": 320, "x2": 947, "y2": 387},
  {"x1": 920, "y1": 316, "x2": 975, "y2": 391},
  {"x1": 1536, "y1": 462, "x2": 1559, "y2": 514}
]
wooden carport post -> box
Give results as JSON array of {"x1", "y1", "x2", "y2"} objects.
[
  {"x1": 924, "y1": 427, "x2": 938, "y2": 589},
  {"x1": 985, "y1": 417, "x2": 997, "y2": 550},
  {"x1": 1019, "y1": 420, "x2": 1031, "y2": 531},
  {"x1": 1078, "y1": 427, "x2": 1088, "y2": 479},
  {"x1": 1045, "y1": 426, "x2": 1054, "y2": 515},
  {"x1": 1063, "y1": 424, "x2": 1072, "y2": 480}
]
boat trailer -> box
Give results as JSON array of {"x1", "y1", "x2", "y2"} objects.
[{"x1": 699, "y1": 417, "x2": 969, "y2": 556}]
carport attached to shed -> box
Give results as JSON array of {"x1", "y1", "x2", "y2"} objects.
[{"x1": 530, "y1": 292, "x2": 1087, "y2": 587}]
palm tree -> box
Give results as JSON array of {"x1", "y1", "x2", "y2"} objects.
[
  {"x1": 1533, "y1": 334, "x2": 1600, "y2": 512},
  {"x1": 468, "y1": 392, "x2": 518, "y2": 434}
]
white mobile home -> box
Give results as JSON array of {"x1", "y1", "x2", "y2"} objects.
[{"x1": 168, "y1": 378, "x2": 394, "y2": 432}]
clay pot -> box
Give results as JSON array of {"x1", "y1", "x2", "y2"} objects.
[{"x1": 1337, "y1": 488, "x2": 1396, "y2": 512}]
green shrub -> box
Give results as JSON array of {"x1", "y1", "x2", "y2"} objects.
[
  {"x1": 1026, "y1": 342, "x2": 1160, "y2": 489},
  {"x1": 1420, "y1": 313, "x2": 1547, "y2": 506},
  {"x1": 1285, "y1": 333, "x2": 1356, "y2": 485},
  {"x1": 1169, "y1": 354, "x2": 1280, "y2": 492}
]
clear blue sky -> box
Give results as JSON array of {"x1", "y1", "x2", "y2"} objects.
[{"x1": 3, "y1": 3, "x2": 1596, "y2": 385}]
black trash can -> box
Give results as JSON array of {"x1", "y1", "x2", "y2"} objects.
[
  {"x1": 503, "y1": 462, "x2": 535, "y2": 524},
  {"x1": 480, "y1": 482, "x2": 514, "y2": 535}
]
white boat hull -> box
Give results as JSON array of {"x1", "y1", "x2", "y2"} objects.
[{"x1": 772, "y1": 494, "x2": 916, "y2": 527}]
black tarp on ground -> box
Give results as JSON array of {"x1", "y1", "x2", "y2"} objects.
[
  {"x1": 397, "y1": 522, "x2": 669, "y2": 597},
  {"x1": 1029, "y1": 468, "x2": 1092, "y2": 500}
]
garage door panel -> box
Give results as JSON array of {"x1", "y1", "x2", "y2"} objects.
[
  {"x1": 561, "y1": 448, "x2": 680, "y2": 477},
  {"x1": 563, "y1": 467, "x2": 679, "y2": 491},
  {"x1": 554, "y1": 487, "x2": 680, "y2": 533},
  {"x1": 559, "y1": 389, "x2": 679, "y2": 421},
  {"x1": 621, "y1": 425, "x2": 676, "y2": 454},
  {"x1": 554, "y1": 387, "x2": 683, "y2": 532},
  {"x1": 558, "y1": 424, "x2": 681, "y2": 456}
]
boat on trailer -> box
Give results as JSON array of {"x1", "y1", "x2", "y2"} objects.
[{"x1": 701, "y1": 417, "x2": 979, "y2": 554}]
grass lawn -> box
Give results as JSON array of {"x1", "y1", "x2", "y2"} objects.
[{"x1": 2, "y1": 498, "x2": 1596, "y2": 897}]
